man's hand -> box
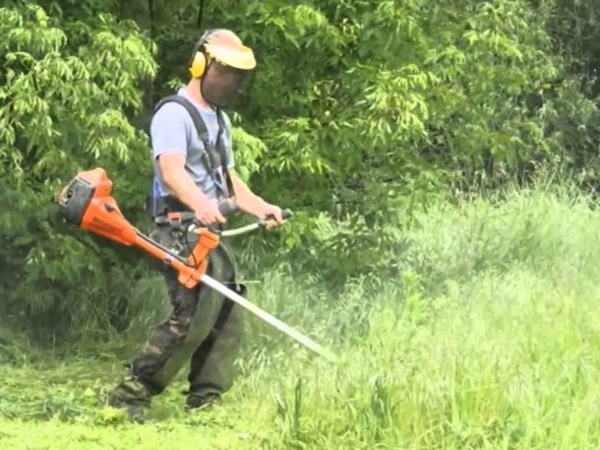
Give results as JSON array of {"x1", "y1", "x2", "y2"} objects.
[
  {"x1": 258, "y1": 202, "x2": 285, "y2": 230},
  {"x1": 194, "y1": 196, "x2": 226, "y2": 226}
]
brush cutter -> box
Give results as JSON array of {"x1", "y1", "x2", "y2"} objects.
[{"x1": 55, "y1": 168, "x2": 337, "y2": 362}]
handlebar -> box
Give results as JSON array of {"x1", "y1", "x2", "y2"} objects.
[
  {"x1": 217, "y1": 199, "x2": 293, "y2": 221},
  {"x1": 220, "y1": 208, "x2": 293, "y2": 237},
  {"x1": 189, "y1": 200, "x2": 294, "y2": 237}
]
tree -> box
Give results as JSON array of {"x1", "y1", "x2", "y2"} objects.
[{"x1": 2, "y1": 0, "x2": 599, "y2": 345}]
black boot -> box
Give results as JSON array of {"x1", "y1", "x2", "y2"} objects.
[
  {"x1": 107, "y1": 376, "x2": 152, "y2": 423},
  {"x1": 185, "y1": 391, "x2": 222, "y2": 410}
]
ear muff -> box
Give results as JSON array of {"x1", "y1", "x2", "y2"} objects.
[
  {"x1": 189, "y1": 29, "x2": 215, "y2": 78},
  {"x1": 189, "y1": 51, "x2": 207, "y2": 78}
]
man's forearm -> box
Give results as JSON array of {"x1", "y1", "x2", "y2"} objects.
[
  {"x1": 162, "y1": 167, "x2": 211, "y2": 213},
  {"x1": 230, "y1": 172, "x2": 266, "y2": 215}
]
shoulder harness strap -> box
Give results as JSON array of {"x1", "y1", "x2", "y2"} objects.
[
  {"x1": 154, "y1": 95, "x2": 234, "y2": 198},
  {"x1": 154, "y1": 95, "x2": 214, "y2": 173},
  {"x1": 215, "y1": 108, "x2": 235, "y2": 198}
]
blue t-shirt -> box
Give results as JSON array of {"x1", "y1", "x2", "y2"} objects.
[{"x1": 150, "y1": 87, "x2": 234, "y2": 203}]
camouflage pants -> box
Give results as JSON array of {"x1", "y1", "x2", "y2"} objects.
[{"x1": 110, "y1": 223, "x2": 245, "y2": 406}]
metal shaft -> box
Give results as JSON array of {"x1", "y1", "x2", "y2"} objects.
[{"x1": 199, "y1": 273, "x2": 339, "y2": 363}]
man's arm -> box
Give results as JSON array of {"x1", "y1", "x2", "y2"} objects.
[
  {"x1": 159, "y1": 154, "x2": 223, "y2": 221},
  {"x1": 151, "y1": 104, "x2": 225, "y2": 224},
  {"x1": 221, "y1": 112, "x2": 282, "y2": 226},
  {"x1": 229, "y1": 171, "x2": 283, "y2": 225},
  {"x1": 230, "y1": 171, "x2": 267, "y2": 214}
]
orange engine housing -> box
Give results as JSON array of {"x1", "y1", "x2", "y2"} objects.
[
  {"x1": 57, "y1": 168, "x2": 137, "y2": 246},
  {"x1": 57, "y1": 167, "x2": 220, "y2": 289}
]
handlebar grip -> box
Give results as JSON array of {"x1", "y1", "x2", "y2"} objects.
[
  {"x1": 187, "y1": 200, "x2": 236, "y2": 232},
  {"x1": 191, "y1": 207, "x2": 293, "y2": 234},
  {"x1": 264, "y1": 208, "x2": 294, "y2": 223}
]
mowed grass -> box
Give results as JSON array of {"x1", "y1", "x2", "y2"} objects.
[{"x1": 3, "y1": 186, "x2": 600, "y2": 449}]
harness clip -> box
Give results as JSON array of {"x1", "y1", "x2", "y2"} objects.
[{"x1": 167, "y1": 212, "x2": 183, "y2": 229}]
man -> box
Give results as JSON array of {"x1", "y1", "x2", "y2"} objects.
[{"x1": 107, "y1": 28, "x2": 284, "y2": 421}]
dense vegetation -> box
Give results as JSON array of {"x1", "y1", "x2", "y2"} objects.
[
  {"x1": 2, "y1": 0, "x2": 600, "y2": 446},
  {"x1": 2, "y1": 0, "x2": 600, "y2": 345}
]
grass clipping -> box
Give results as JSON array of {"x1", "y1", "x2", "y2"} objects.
[{"x1": 3, "y1": 187, "x2": 600, "y2": 449}]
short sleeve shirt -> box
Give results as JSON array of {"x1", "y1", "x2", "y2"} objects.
[{"x1": 150, "y1": 87, "x2": 234, "y2": 203}]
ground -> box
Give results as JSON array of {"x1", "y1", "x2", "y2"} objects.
[
  {"x1": 0, "y1": 359, "x2": 279, "y2": 450},
  {"x1": 4, "y1": 189, "x2": 600, "y2": 449}
]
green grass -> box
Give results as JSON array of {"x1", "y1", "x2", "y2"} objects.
[{"x1": 3, "y1": 186, "x2": 600, "y2": 449}]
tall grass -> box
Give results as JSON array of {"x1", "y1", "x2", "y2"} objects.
[{"x1": 3, "y1": 186, "x2": 600, "y2": 449}]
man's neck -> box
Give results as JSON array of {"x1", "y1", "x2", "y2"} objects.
[{"x1": 184, "y1": 81, "x2": 214, "y2": 111}]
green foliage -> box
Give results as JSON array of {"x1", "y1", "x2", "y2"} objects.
[
  {"x1": 227, "y1": 0, "x2": 600, "y2": 282},
  {"x1": 0, "y1": 2, "x2": 158, "y2": 343},
  {"x1": 525, "y1": 0, "x2": 600, "y2": 187},
  {"x1": 534, "y1": 0, "x2": 600, "y2": 85},
  {"x1": 2, "y1": 0, "x2": 600, "y2": 343}
]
